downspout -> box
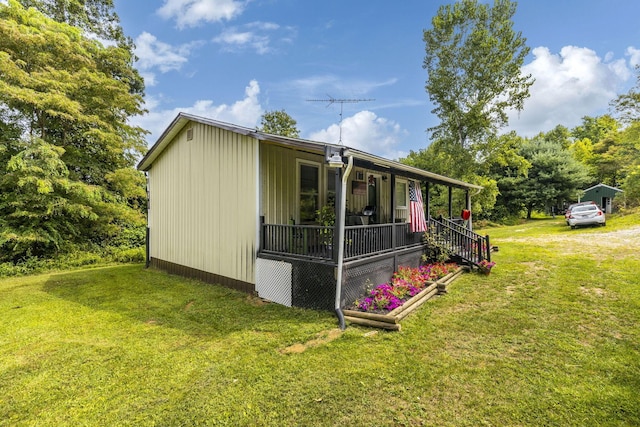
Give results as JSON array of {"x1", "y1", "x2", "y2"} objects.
[
  {"x1": 145, "y1": 171, "x2": 150, "y2": 268},
  {"x1": 334, "y1": 155, "x2": 353, "y2": 330}
]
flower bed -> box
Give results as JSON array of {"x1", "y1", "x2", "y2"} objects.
[
  {"x1": 343, "y1": 263, "x2": 467, "y2": 331},
  {"x1": 353, "y1": 263, "x2": 458, "y2": 312}
]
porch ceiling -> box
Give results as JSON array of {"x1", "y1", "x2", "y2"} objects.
[{"x1": 346, "y1": 149, "x2": 482, "y2": 191}]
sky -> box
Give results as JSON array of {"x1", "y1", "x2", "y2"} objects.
[{"x1": 112, "y1": 0, "x2": 640, "y2": 160}]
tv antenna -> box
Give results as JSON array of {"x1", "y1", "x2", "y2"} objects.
[{"x1": 307, "y1": 95, "x2": 374, "y2": 143}]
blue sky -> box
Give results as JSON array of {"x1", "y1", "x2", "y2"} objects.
[{"x1": 113, "y1": 0, "x2": 640, "y2": 160}]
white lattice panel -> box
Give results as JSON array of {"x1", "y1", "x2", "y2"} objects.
[{"x1": 255, "y1": 258, "x2": 292, "y2": 307}]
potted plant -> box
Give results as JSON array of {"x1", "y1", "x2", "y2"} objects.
[{"x1": 478, "y1": 259, "x2": 496, "y2": 275}]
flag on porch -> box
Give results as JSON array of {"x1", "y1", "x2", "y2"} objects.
[{"x1": 409, "y1": 180, "x2": 427, "y2": 233}]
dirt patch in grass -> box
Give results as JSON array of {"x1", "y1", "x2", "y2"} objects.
[
  {"x1": 246, "y1": 295, "x2": 270, "y2": 307},
  {"x1": 499, "y1": 226, "x2": 640, "y2": 256},
  {"x1": 580, "y1": 286, "x2": 609, "y2": 298},
  {"x1": 280, "y1": 329, "x2": 342, "y2": 354}
]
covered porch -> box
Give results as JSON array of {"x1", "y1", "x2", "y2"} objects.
[{"x1": 256, "y1": 145, "x2": 490, "y2": 313}]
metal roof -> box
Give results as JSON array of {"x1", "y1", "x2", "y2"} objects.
[
  {"x1": 137, "y1": 112, "x2": 482, "y2": 191},
  {"x1": 583, "y1": 183, "x2": 623, "y2": 193}
]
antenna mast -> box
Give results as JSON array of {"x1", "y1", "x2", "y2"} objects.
[{"x1": 307, "y1": 95, "x2": 374, "y2": 144}]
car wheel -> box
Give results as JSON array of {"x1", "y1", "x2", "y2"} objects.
[{"x1": 570, "y1": 225, "x2": 576, "y2": 229}]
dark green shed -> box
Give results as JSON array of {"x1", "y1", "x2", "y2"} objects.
[{"x1": 581, "y1": 183, "x2": 623, "y2": 213}]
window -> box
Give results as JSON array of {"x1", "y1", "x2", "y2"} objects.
[
  {"x1": 395, "y1": 180, "x2": 408, "y2": 208},
  {"x1": 299, "y1": 163, "x2": 319, "y2": 223}
]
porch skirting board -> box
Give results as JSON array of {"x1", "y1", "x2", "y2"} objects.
[{"x1": 149, "y1": 258, "x2": 255, "y2": 294}]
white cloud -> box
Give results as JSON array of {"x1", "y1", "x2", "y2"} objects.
[
  {"x1": 212, "y1": 22, "x2": 295, "y2": 55},
  {"x1": 508, "y1": 46, "x2": 632, "y2": 136},
  {"x1": 157, "y1": 0, "x2": 246, "y2": 28},
  {"x1": 308, "y1": 111, "x2": 407, "y2": 160},
  {"x1": 627, "y1": 46, "x2": 640, "y2": 67},
  {"x1": 213, "y1": 29, "x2": 270, "y2": 54},
  {"x1": 134, "y1": 32, "x2": 201, "y2": 86},
  {"x1": 292, "y1": 75, "x2": 398, "y2": 98},
  {"x1": 134, "y1": 80, "x2": 263, "y2": 145}
]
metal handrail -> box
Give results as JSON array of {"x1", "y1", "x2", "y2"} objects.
[{"x1": 427, "y1": 217, "x2": 491, "y2": 265}]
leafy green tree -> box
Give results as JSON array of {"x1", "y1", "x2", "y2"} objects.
[
  {"x1": 0, "y1": 1, "x2": 147, "y2": 185},
  {"x1": 402, "y1": 143, "x2": 500, "y2": 217},
  {"x1": 413, "y1": 0, "x2": 532, "y2": 216},
  {"x1": 259, "y1": 109, "x2": 300, "y2": 138},
  {"x1": 0, "y1": 139, "x2": 97, "y2": 261},
  {"x1": 571, "y1": 115, "x2": 619, "y2": 143},
  {"x1": 508, "y1": 138, "x2": 591, "y2": 218},
  {"x1": 611, "y1": 65, "x2": 640, "y2": 125},
  {"x1": 0, "y1": 1, "x2": 147, "y2": 261},
  {"x1": 611, "y1": 66, "x2": 640, "y2": 206},
  {"x1": 422, "y1": 0, "x2": 533, "y2": 150},
  {"x1": 619, "y1": 165, "x2": 640, "y2": 207},
  {"x1": 20, "y1": 0, "x2": 125, "y2": 42},
  {"x1": 484, "y1": 132, "x2": 531, "y2": 219}
]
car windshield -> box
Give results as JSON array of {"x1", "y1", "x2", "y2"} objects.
[{"x1": 573, "y1": 205, "x2": 597, "y2": 213}]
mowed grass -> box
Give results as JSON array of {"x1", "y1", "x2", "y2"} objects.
[{"x1": 1, "y1": 214, "x2": 639, "y2": 426}]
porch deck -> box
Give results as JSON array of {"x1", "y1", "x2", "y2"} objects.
[{"x1": 257, "y1": 217, "x2": 490, "y2": 310}]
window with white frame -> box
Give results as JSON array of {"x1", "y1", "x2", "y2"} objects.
[
  {"x1": 395, "y1": 179, "x2": 408, "y2": 220},
  {"x1": 395, "y1": 180, "x2": 408, "y2": 208}
]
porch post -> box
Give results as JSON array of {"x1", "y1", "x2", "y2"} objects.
[
  {"x1": 425, "y1": 182, "x2": 431, "y2": 222},
  {"x1": 466, "y1": 190, "x2": 472, "y2": 231},
  {"x1": 390, "y1": 173, "x2": 396, "y2": 249},
  {"x1": 448, "y1": 186, "x2": 453, "y2": 219}
]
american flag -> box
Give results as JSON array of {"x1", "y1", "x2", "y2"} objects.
[{"x1": 409, "y1": 181, "x2": 427, "y2": 233}]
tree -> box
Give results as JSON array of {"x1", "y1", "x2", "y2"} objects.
[
  {"x1": 484, "y1": 132, "x2": 531, "y2": 219},
  {"x1": 0, "y1": 138, "x2": 97, "y2": 261},
  {"x1": 571, "y1": 115, "x2": 619, "y2": 143},
  {"x1": 508, "y1": 138, "x2": 591, "y2": 218},
  {"x1": 611, "y1": 65, "x2": 640, "y2": 125},
  {"x1": 258, "y1": 109, "x2": 300, "y2": 138},
  {"x1": 20, "y1": 0, "x2": 117, "y2": 37},
  {"x1": 423, "y1": 0, "x2": 533, "y2": 149},
  {"x1": 0, "y1": 1, "x2": 146, "y2": 261},
  {"x1": 0, "y1": 1, "x2": 147, "y2": 186},
  {"x1": 611, "y1": 66, "x2": 640, "y2": 206},
  {"x1": 402, "y1": 143, "x2": 500, "y2": 217}
]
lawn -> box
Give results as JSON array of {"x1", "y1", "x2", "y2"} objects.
[{"x1": 1, "y1": 214, "x2": 639, "y2": 426}]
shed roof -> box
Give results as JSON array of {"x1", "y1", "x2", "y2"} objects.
[
  {"x1": 583, "y1": 183, "x2": 623, "y2": 193},
  {"x1": 137, "y1": 112, "x2": 482, "y2": 191}
]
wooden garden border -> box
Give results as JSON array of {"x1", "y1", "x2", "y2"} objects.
[{"x1": 342, "y1": 266, "x2": 468, "y2": 331}]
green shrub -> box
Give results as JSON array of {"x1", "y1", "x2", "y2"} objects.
[
  {"x1": 0, "y1": 245, "x2": 145, "y2": 277},
  {"x1": 109, "y1": 247, "x2": 145, "y2": 263}
]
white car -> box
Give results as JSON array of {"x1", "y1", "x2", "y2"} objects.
[{"x1": 567, "y1": 204, "x2": 606, "y2": 229}]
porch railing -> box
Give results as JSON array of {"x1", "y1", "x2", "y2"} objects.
[
  {"x1": 260, "y1": 222, "x2": 426, "y2": 261},
  {"x1": 260, "y1": 219, "x2": 489, "y2": 265},
  {"x1": 261, "y1": 224, "x2": 335, "y2": 261},
  {"x1": 427, "y1": 217, "x2": 491, "y2": 265}
]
